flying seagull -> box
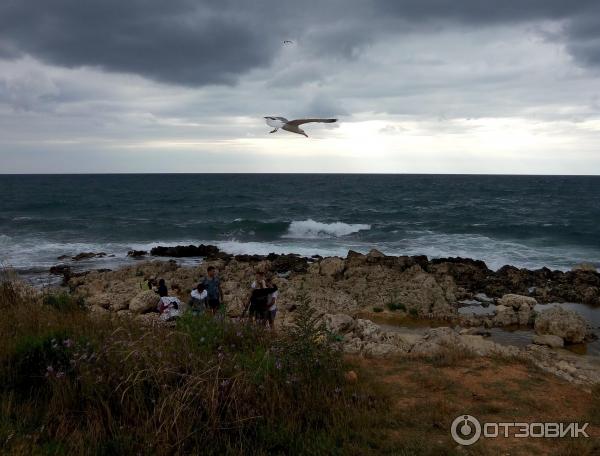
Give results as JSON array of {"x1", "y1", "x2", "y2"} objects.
[
  {"x1": 283, "y1": 40, "x2": 293, "y2": 45},
  {"x1": 264, "y1": 117, "x2": 337, "y2": 138}
]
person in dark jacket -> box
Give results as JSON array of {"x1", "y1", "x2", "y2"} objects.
[
  {"x1": 247, "y1": 283, "x2": 278, "y2": 324},
  {"x1": 202, "y1": 266, "x2": 224, "y2": 314},
  {"x1": 156, "y1": 278, "x2": 168, "y2": 297}
]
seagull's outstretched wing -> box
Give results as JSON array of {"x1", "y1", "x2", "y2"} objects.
[{"x1": 287, "y1": 118, "x2": 337, "y2": 126}]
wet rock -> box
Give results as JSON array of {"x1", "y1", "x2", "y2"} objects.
[
  {"x1": 534, "y1": 307, "x2": 587, "y2": 344},
  {"x1": 532, "y1": 334, "x2": 564, "y2": 348},
  {"x1": 50, "y1": 264, "x2": 71, "y2": 276},
  {"x1": 151, "y1": 244, "x2": 220, "y2": 258},
  {"x1": 233, "y1": 254, "x2": 265, "y2": 263},
  {"x1": 428, "y1": 257, "x2": 491, "y2": 291},
  {"x1": 270, "y1": 254, "x2": 308, "y2": 273},
  {"x1": 73, "y1": 252, "x2": 106, "y2": 261},
  {"x1": 57, "y1": 255, "x2": 70, "y2": 260},
  {"x1": 127, "y1": 250, "x2": 147, "y2": 258}
]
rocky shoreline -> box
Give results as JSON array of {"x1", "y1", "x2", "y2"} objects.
[{"x1": 48, "y1": 244, "x2": 600, "y2": 384}]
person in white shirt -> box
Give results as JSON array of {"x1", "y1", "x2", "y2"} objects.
[{"x1": 189, "y1": 283, "x2": 208, "y2": 314}]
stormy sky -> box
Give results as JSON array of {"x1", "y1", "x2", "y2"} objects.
[{"x1": 1, "y1": 1, "x2": 599, "y2": 173}]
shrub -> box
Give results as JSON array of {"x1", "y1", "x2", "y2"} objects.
[
  {"x1": 386, "y1": 302, "x2": 406, "y2": 312},
  {"x1": 43, "y1": 292, "x2": 85, "y2": 312},
  {"x1": 373, "y1": 306, "x2": 383, "y2": 313},
  {"x1": 409, "y1": 307, "x2": 419, "y2": 317},
  {"x1": 3, "y1": 331, "x2": 75, "y2": 394},
  {"x1": 0, "y1": 281, "x2": 388, "y2": 455}
]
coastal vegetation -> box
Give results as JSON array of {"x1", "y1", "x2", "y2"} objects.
[{"x1": 1, "y1": 270, "x2": 599, "y2": 455}]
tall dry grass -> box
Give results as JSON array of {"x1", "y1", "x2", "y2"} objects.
[{"x1": 0, "y1": 275, "x2": 391, "y2": 455}]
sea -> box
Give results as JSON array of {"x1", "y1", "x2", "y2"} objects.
[{"x1": 1, "y1": 174, "x2": 599, "y2": 284}]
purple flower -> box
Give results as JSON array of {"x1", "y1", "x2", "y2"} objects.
[
  {"x1": 56, "y1": 372, "x2": 65, "y2": 379},
  {"x1": 62, "y1": 339, "x2": 73, "y2": 348},
  {"x1": 275, "y1": 360, "x2": 282, "y2": 370}
]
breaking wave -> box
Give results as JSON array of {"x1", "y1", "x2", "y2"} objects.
[{"x1": 283, "y1": 219, "x2": 371, "y2": 239}]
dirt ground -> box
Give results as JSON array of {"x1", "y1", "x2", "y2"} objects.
[{"x1": 350, "y1": 353, "x2": 600, "y2": 455}]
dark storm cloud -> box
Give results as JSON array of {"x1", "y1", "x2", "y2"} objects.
[
  {"x1": 0, "y1": 0, "x2": 282, "y2": 86},
  {"x1": 1, "y1": 0, "x2": 600, "y2": 87}
]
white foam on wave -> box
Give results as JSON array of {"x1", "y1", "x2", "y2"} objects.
[
  {"x1": 383, "y1": 231, "x2": 600, "y2": 272},
  {"x1": 215, "y1": 240, "x2": 349, "y2": 258},
  {"x1": 283, "y1": 219, "x2": 371, "y2": 239}
]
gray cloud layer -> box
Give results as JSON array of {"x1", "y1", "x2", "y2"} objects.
[{"x1": 1, "y1": 1, "x2": 599, "y2": 86}]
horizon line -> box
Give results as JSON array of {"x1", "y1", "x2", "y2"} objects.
[{"x1": 1, "y1": 172, "x2": 600, "y2": 177}]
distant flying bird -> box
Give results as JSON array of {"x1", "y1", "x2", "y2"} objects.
[
  {"x1": 283, "y1": 40, "x2": 293, "y2": 45},
  {"x1": 264, "y1": 116, "x2": 337, "y2": 137}
]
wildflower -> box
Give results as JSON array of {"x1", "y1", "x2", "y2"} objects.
[
  {"x1": 62, "y1": 339, "x2": 73, "y2": 348},
  {"x1": 56, "y1": 372, "x2": 65, "y2": 379},
  {"x1": 275, "y1": 360, "x2": 282, "y2": 370}
]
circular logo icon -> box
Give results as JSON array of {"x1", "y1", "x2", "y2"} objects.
[{"x1": 451, "y1": 415, "x2": 482, "y2": 446}]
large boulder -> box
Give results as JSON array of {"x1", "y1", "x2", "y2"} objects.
[
  {"x1": 324, "y1": 313, "x2": 355, "y2": 334},
  {"x1": 492, "y1": 296, "x2": 535, "y2": 326},
  {"x1": 354, "y1": 319, "x2": 381, "y2": 340},
  {"x1": 319, "y1": 257, "x2": 345, "y2": 277},
  {"x1": 498, "y1": 294, "x2": 537, "y2": 310},
  {"x1": 534, "y1": 307, "x2": 587, "y2": 344},
  {"x1": 129, "y1": 290, "x2": 160, "y2": 314}
]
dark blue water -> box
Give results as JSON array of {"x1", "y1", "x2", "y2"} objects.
[{"x1": 1, "y1": 174, "x2": 599, "y2": 278}]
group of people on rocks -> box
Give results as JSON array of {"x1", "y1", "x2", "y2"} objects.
[{"x1": 141, "y1": 266, "x2": 278, "y2": 328}]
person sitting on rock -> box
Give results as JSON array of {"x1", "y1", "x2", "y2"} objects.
[
  {"x1": 157, "y1": 296, "x2": 182, "y2": 321},
  {"x1": 157, "y1": 278, "x2": 168, "y2": 297},
  {"x1": 189, "y1": 283, "x2": 208, "y2": 315}
]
